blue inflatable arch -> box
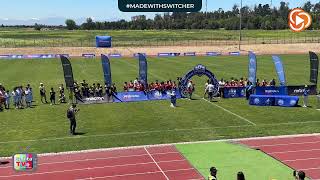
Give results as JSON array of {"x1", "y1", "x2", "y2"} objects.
[{"x1": 179, "y1": 64, "x2": 219, "y2": 97}]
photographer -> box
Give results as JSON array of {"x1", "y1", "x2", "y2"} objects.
[{"x1": 67, "y1": 104, "x2": 80, "y2": 135}]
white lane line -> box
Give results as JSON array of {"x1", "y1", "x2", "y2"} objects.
[
  {"x1": 283, "y1": 157, "x2": 320, "y2": 163},
  {"x1": 269, "y1": 148, "x2": 320, "y2": 155},
  {"x1": 75, "y1": 168, "x2": 195, "y2": 180},
  {"x1": 0, "y1": 160, "x2": 189, "y2": 178},
  {"x1": 200, "y1": 97, "x2": 256, "y2": 126},
  {"x1": 247, "y1": 140, "x2": 320, "y2": 148},
  {"x1": 144, "y1": 147, "x2": 169, "y2": 180},
  {"x1": 0, "y1": 151, "x2": 181, "y2": 169}
]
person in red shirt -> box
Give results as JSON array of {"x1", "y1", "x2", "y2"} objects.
[
  {"x1": 128, "y1": 81, "x2": 134, "y2": 91},
  {"x1": 123, "y1": 82, "x2": 128, "y2": 92}
]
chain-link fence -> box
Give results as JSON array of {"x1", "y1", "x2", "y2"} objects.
[{"x1": 0, "y1": 32, "x2": 319, "y2": 48}]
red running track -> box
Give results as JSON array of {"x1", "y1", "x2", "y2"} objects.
[
  {"x1": 0, "y1": 145, "x2": 204, "y2": 180},
  {"x1": 237, "y1": 134, "x2": 320, "y2": 180}
]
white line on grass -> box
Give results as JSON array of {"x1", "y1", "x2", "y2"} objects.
[
  {"x1": 198, "y1": 95, "x2": 256, "y2": 126},
  {"x1": 144, "y1": 147, "x2": 170, "y2": 180}
]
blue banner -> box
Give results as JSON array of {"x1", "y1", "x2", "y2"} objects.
[
  {"x1": 101, "y1": 54, "x2": 112, "y2": 86},
  {"x1": 184, "y1": 52, "x2": 196, "y2": 56},
  {"x1": 82, "y1": 54, "x2": 95, "y2": 58},
  {"x1": 248, "y1": 52, "x2": 257, "y2": 85},
  {"x1": 138, "y1": 54, "x2": 148, "y2": 87},
  {"x1": 109, "y1": 53, "x2": 122, "y2": 58},
  {"x1": 113, "y1": 91, "x2": 148, "y2": 103},
  {"x1": 255, "y1": 86, "x2": 287, "y2": 95},
  {"x1": 158, "y1": 53, "x2": 180, "y2": 57},
  {"x1": 96, "y1": 36, "x2": 112, "y2": 48},
  {"x1": 249, "y1": 95, "x2": 299, "y2": 107},
  {"x1": 229, "y1": 52, "x2": 240, "y2": 56},
  {"x1": 148, "y1": 90, "x2": 182, "y2": 100},
  {"x1": 272, "y1": 55, "x2": 286, "y2": 86},
  {"x1": 223, "y1": 87, "x2": 246, "y2": 98},
  {"x1": 206, "y1": 52, "x2": 221, "y2": 56}
]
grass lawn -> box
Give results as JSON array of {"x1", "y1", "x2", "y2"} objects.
[
  {"x1": 0, "y1": 28, "x2": 319, "y2": 47},
  {"x1": 176, "y1": 142, "x2": 301, "y2": 180},
  {"x1": 0, "y1": 54, "x2": 319, "y2": 157}
]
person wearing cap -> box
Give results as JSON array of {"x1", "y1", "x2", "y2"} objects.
[
  {"x1": 170, "y1": 90, "x2": 177, "y2": 108},
  {"x1": 303, "y1": 85, "x2": 309, "y2": 108},
  {"x1": 39, "y1": 83, "x2": 48, "y2": 104},
  {"x1": 67, "y1": 104, "x2": 80, "y2": 135},
  {"x1": 208, "y1": 167, "x2": 217, "y2": 180}
]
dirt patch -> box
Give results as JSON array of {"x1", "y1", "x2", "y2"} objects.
[{"x1": 0, "y1": 43, "x2": 319, "y2": 57}]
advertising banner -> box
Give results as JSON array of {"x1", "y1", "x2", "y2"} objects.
[
  {"x1": 113, "y1": 91, "x2": 149, "y2": 102},
  {"x1": 255, "y1": 86, "x2": 287, "y2": 95},
  {"x1": 223, "y1": 87, "x2": 246, "y2": 98},
  {"x1": 287, "y1": 85, "x2": 317, "y2": 96}
]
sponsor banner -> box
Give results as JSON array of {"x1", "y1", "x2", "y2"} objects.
[
  {"x1": 55, "y1": 54, "x2": 70, "y2": 58},
  {"x1": 309, "y1": 51, "x2": 319, "y2": 84},
  {"x1": 101, "y1": 54, "x2": 112, "y2": 85},
  {"x1": 206, "y1": 52, "x2": 221, "y2": 56},
  {"x1": 287, "y1": 85, "x2": 317, "y2": 96},
  {"x1": 138, "y1": 54, "x2": 148, "y2": 87},
  {"x1": 60, "y1": 55, "x2": 75, "y2": 88},
  {"x1": 248, "y1": 52, "x2": 257, "y2": 85},
  {"x1": 82, "y1": 54, "x2": 96, "y2": 58},
  {"x1": 229, "y1": 52, "x2": 240, "y2": 56},
  {"x1": 184, "y1": 52, "x2": 196, "y2": 56},
  {"x1": 249, "y1": 95, "x2": 299, "y2": 107},
  {"x1": 109, "y1": 53, "x2": 122, "y2": 58},
  {"x1": 0, "y1": 55, "x2": 24, "y2": 59},
  {"x1": 158, "y1": 53, "x2": 180, "y2": 57},
  {"x1": 79, "y1": 96, "x2": 112, "y2": 105},
  {"x1": 223, "y1": 87, "x2": 246, "y2": 98},
  {"x1": 134, "y1": 53, "x2": 147, "y2": 57},
  {"x1": 272, "y1": 55, "x2": 286, "y2": 86},
  {"x1": 113, "y1": 91, "x2": 148, "y2": 103},
  {"x1": 0, "y1": 55, "x2": 10, "y2": 59},
  {"x1": 96, "y1": 36, "x2": 112, "y2": 48},
  {"x1": 148, "y1": 90, "x2": 182, "y2": 100},
  {"x1": 255, "y1": 86, "x2": 287, "y2": 95}
]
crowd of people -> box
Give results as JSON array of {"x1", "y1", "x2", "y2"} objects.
[
  {"x1": 218, "y1": 77, "x2": 277, "y2": 88},
  {"x1": 123, "y1": 78, "x2": 178, "y2": 93},
  {"x1": 208, "y1": 167, "x2": 306, "y2": 180}
]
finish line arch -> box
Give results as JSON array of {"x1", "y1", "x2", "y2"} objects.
[{"x1": 179, "y1": 64, "x2": 219, "y2": 97}]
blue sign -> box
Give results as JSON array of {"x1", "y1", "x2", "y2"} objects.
[
  {"x1": 249, "y1": 95, "x2": 299, "y2": 107},
  {"x1": 113, "y1": 91, "x2": 148, "y2": 103},
  {"x1": 223, "y1": 87, "x2": 246, "y2": 98},
  {"x1": 138, "y1": 54, "x2": 148, "y2": 87},
  {"x1": 96, "y1": 36, "x2": 112, "y2": 48},
  {"x1": 158, "y1": 53, "x2": 180, "y2": 57},
  {"x1": 206, "y1": 52, "x2": 221, "y2": 56},
  {"x1": 229, "y1": 52, "x2": 240, "y2": 56},
  {"x1": 82, "y1": 54, "x2": 95, "y2": 58},
  {"x1": 255, "y1": 86, "x2": 287, "y2": 96},
  {"x1": 148, "y1": 90, "x2": 182, "y2": 100},
  {"x1": 101, "y1": 54, "x2": 112, "y2": 86},
  {"x1": 184, "y1": 52, "x2": 196, "y2": 56},
  {"x1": 109, "y1": 54, "x2": 122, "y2": 58},
  {"x1": 248, "y1": 52, "x2": 257, "y2": 85}
]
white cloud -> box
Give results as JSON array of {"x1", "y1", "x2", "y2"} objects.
[
  {"x1": 31, "y1": 18, "x2": 40, "y2": 21},
  {"x1": 2, "y1": 18, "x2": 9, "y2": 21}
]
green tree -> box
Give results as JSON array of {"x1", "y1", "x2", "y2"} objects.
[{"x1": 65, "y1": 19, "x2": 77, "y2": 30}]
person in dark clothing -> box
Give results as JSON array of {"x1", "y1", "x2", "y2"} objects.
[
  {"x1": 237, "y1": 172, "x2": 245, "y2": 180},
  {"x1": 49, "y1": 87, "x2": 56, "y2": 105},
  {"x1": 208, "y1": 167, "x2": 217, "y2": 180},
  {"x1": 67, "y1": 104, "x2": 80, "y2": 135},
  {"x1": 39, "y1": 83, "x2": 48, "y2": 104}
]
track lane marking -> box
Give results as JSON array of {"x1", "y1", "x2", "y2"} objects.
[{"x1": 144, "y1": 147, "x2": 169, "y2": 180}]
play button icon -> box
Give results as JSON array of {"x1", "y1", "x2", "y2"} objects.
[
  {"x1": 295, "y1": 15, "x2": 304, "y2": 26},
  {"x1": 289, "y1": 8, "x2": 312, "y2": 32}
]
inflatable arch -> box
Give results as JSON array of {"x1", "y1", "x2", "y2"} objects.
[{"x1": 179, "y1": 64, "x2": 219, "y2": 97}]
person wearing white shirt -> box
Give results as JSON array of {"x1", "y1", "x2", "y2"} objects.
[{"x1": 205, "y1": 83, "x2": 215, "y2": 101}]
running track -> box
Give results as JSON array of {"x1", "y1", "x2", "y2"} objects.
[
  {"x1": 0, "y1": 145, "x2": 204, "y2": 180},
  {"x1": 237, "y1": 134, "x2": 320, "y2": 180}
]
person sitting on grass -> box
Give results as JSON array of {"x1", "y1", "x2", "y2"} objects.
[
  {"x1": 237, "y1": 172, "x2": 245, "y2": 180},
  {"x1": 208, "y1": 167, "x2": 217, "y2": 180}
]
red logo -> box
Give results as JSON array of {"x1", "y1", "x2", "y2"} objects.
[{"x1": 289, "y1": 8, "x2": 312, "y2": 32}]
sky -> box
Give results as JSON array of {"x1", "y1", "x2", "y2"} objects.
[{"x1": 0, "y1": 0, "x2": 318, "y2": 25}]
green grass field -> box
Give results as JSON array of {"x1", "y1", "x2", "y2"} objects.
[
  {"x1": 177, "y1": 142, "x2": 297, "y2": 179},
  {"x1": 1, "y1": 28, "x2": 320, "y2": 47},
  {"x1": 0, "y1": 55, "x2": 320, "y2": 157}
]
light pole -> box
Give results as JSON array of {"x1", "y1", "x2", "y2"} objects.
[{"x1": 239, "y1": 0, "x2": 243, "y2": 51}]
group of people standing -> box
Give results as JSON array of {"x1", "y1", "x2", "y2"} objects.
[
  {"x1": 0, "y1": 84, "x2": 33, "y2": 110},
  {"x1": 39, "y1": 83, "x2": 66, "y2": 105}
]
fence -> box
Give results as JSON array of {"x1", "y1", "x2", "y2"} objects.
[{"x1": 0, "y1": 34, "x2": 320, "y2": 48}]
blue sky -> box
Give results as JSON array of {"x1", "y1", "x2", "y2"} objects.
[{"x1": 0, "y1": 0, "x2": 317, "y2": 24}]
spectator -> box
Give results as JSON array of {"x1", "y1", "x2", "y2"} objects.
[
  {"x1": 237, "y1": 172, "x2": 245, "y2": 180},
  {"x1": 59, "y1": 84, "x2": 66, "y2": 103},
  {"x1": 39, "y1": 83, "x2": 48, "y2": 104},
  {"x1": 295, "y1": 170, "x2": 305, "y2": 180},
  {"x1": 187, "y1": 80, "x2": 194, "y2": 100},
  {"x1": 4, "y1": 90, "x2": 10, "y2": 109},
  {"x1": 50, "y1": 88, "x2": 56, "y2": 105},
  {"x1": 208, "y1": 167, "x2": 217, "y2": 180},
  {"x1": 123, "y1": 82, "x2": 128, "y2": 92},
  {"x1": 25, "y1": 86, "x2": 33, "y2": 108},
  {"x1": 303, "y1": 85, "x2": 309, "y2": 108}
]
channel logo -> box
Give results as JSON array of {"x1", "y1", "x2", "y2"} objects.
[
  {"x1": 13, "y1": 153, "x2": 37, "y2": 172},
  {"x1": 288, "y1": 8, "x2": 312, "y2": 32}
]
